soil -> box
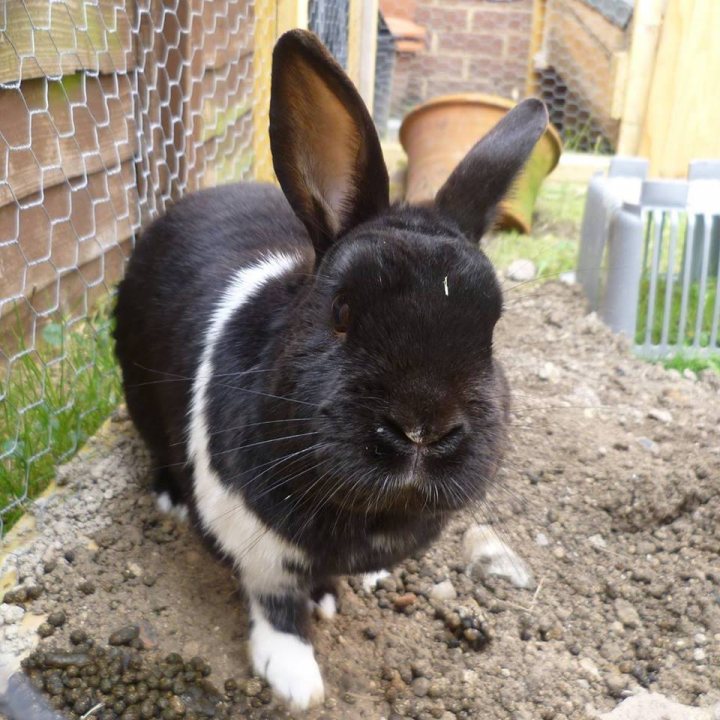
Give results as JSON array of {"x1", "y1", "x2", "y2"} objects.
[{"x1": 2, "y1": 281, "x2": 719, "y2": 720}]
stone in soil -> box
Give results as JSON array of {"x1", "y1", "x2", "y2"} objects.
[{"x1": 462, "y1": 524, "x2": 535, "y2": 589}]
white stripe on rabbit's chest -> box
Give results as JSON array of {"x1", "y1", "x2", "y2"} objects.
[{"x1": 187, "y1": 253, "x2": 308, "y2": 588}]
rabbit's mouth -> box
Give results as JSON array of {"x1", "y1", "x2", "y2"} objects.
[{"x1": 317, "y1": 462, "x2": 488, "y2": 516}]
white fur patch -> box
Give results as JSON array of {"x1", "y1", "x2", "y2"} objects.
[
  {"x1": 187, "y1": 253, "x2": 309, "y2": 595},
  {"x1": 249, "y1": 601, "x2": 324, "y2": 710},
  {"x1": 361, "y1": 569, "x2": 390, "y2": 592},
  {"x1": 315, "y1": 592, "x2": 337, "y2": 620},
  {"x1": 154, "y1": 492, "x2": 189, "y2": 523},
  {"x1": 155, "y1": 492, "x2": 173, "y2": 514}
]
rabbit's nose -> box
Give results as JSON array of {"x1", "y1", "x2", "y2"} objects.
[{"x1": 378, "y1": 416, "x2": 468, "y2": 456}]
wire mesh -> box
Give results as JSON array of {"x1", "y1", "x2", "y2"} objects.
[
  {"x1": 309, "y1": 0, "x2": 349, "y2": 70},
  {"x1": 0, "y1": 0, "x2": 264, "y2": 537}
]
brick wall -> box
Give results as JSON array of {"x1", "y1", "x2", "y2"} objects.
[{"x1": 382, "y1": 0, "x2": 533, "y2": 120}]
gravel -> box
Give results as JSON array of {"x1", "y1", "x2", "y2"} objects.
[{"x1": 1, "y1": 281, "x2": 719, "y2": 719}]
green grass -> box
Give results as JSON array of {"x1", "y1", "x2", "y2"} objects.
[
  {"x1": 485, "y1": 231, "x2": 578, "y2": 280},
  {"x1": 485, "y1": 180, "x2": 586, "y2": 280},
  {"x1": 0, "y1": 301, "x2": 121, "y2": 534},
  {"x1": 661, "y1": 353, "x2": 720, "y2": 375},
  {"x1": 561, "y1": 123, "x2": 613, "y2": 155}
]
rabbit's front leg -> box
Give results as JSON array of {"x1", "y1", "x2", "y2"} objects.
[{"x1": 247, "y1": 584, "x2": 324, "y2": 710}]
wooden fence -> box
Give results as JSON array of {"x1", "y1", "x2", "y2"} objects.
[{"x1": 0, "y1": 0, "x2": 259, "y2": 343}]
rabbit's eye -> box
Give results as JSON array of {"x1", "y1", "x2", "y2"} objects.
[{"x1": 332, "y1": 295, "x2": 350, "y2": 335}]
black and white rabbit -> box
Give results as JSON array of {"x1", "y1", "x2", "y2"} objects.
[{"x1": 114, "y1": 29, "x2": 548, "y2": 710}]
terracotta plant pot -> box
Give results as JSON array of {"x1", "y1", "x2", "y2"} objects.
[{"x1": 399, "y1": 93, "x2": 562, "y2": 234}]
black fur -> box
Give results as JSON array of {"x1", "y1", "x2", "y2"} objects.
[
  {"x1": 256, "y1": 593, "x2": 312, "y2": 640},
  {"x1": 114, "y1": 29, "x2": 549, "y2": 697}
]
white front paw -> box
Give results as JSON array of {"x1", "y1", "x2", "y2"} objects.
[
  {"x1": 361, "y1": 569, "x2": 390, "y2": 592},
  {"x1": 250, "y1": 614, "x2": 324, "y2": 710},
  {"x1": 314, "y1": 592, "x2": 337, "y2": 621}
]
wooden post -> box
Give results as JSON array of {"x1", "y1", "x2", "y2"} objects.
[
  {"x1": 616, "y1": 0, "x2": 665, "y2": 156},
  {"x1": 252, "y1": 0, "x2": 277, "y2": 182},
  {"x1": 252, "y1": 0, "x2": 307, "y2": 182},
  {"x1": 347, "y1": 0, "x2": 379, "y2": 112},
  {"x1": 638, "y1": 0, "x2": 720, "y2": 177},
  {"x1": 277, "y1": 0, "x2": 308, "y2": 32},
  {"x1": 525, "y1": 0, "x2": 547, "y2": 98}
]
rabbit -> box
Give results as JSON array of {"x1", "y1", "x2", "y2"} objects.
[{"x1": 113, "y1": 28, "x2": 549, "y2": 711}]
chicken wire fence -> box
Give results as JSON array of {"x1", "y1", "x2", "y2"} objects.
[
  {"x1": 1, "y1": 0, "x2": 316, "y2": 537},
  {"x1": 1, "y1": 0, "x2": 635, "y2": 535}
]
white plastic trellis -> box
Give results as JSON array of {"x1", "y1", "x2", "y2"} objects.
[{"x1": 578, "y1": 159, "x2": 720, "y2": 359}]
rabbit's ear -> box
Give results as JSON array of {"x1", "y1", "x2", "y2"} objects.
[
  {"x1": 270, "y1": 30, "x2": 389, "y2": 261},
  {"x1": 435, "y1": 98, "x2": 549, "y2": 241}
]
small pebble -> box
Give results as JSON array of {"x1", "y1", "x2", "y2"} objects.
[
  {"x1": 394, "y1": 593, "x2": 417, "y2": 610},
  {"x1": 109, "y1": 625, "x2": 140, "y2": 646},
  {"x1": 429, "y1": 581, "x2": 457, "y2": 603},
  {"x1": 605, "y1": 671, "x2": 626, "y2": 696},
  {"x1": 363, "y1": 625, "x2": 378, "y2": 640},
  {"x1": 648, "y1": 408, "x2": 673, "y2": 424},
  {"x1": 412, "y1": 677, "x2": 431, "y2": 697},
  {"x1": 47, "y1": 610, "x2": 66, "y2": 627},
  {"x1": 243, "y1": 678, "x2": 263, "y2": 696},
  {"x1": 78, "y1": 580, "x2": 96, "y2": 595},
  {"x1": 37, "y1": 622, "x2": 55, "y2": 638},
  {"x1": 70, "y1": 629, "x2": 88, "y2": 644},
  {"x1": 614, "y1": 598, "x2": 641, "y2": 629}
]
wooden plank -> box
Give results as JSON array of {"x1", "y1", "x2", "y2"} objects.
[
  {"x1": 609, "y1": 50, "x2": 628, "y2": 120},
  {"x1": 0, "y1": 160, "x2": 138, "y2": 320},
  {"x1": 277, "y1": 0, "x2": 309, "y2": 34},
  {"x1": 185, "y1": 53, "x2": 254, "y2": 192},
  {"x1": 134, "y1": 0, "x2": 166, "y2": 223},
  {"x1": 0, "y1": 73, "x2": 136, "y2": 209},
  {"x1": 185, "y1": 0, "x2": 255, "y2": 192},
  {"x1": 198, "y1": 52, "x2": 254, "y2": 144},
  {"x1": 526, "y1": 0, "x2": 547, "y2": 97},
  {"x1": 0, "y1": 238, "x2": 131, "y2": 355},
  {"x1": 616, "y1": 0, "x2": 665, "y2": 154},
  {"x1": 348, "y1": 0, "x2": 379, "y2": 113},
  {"x1": 347, "y1": 0, "x2": 363, "y2": 87},
  {"x1": 0, "y1": 0, "x2": 134, "y2": 84},
  {"x1": 638, "y1": 0, "x2": 720, "y2": 177},
  {"x1": 133, "y1": 0, "x2": 189, "y2": 216},
  {"x1": 196, "y1": 111, "x2": 254, "y2": 190},
  {"x1": 250, "y1": 0, "x2": 306, "y2": 182},
  {"x1": 252, "y1": 0, "x2": 279, "y2": 182}
]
